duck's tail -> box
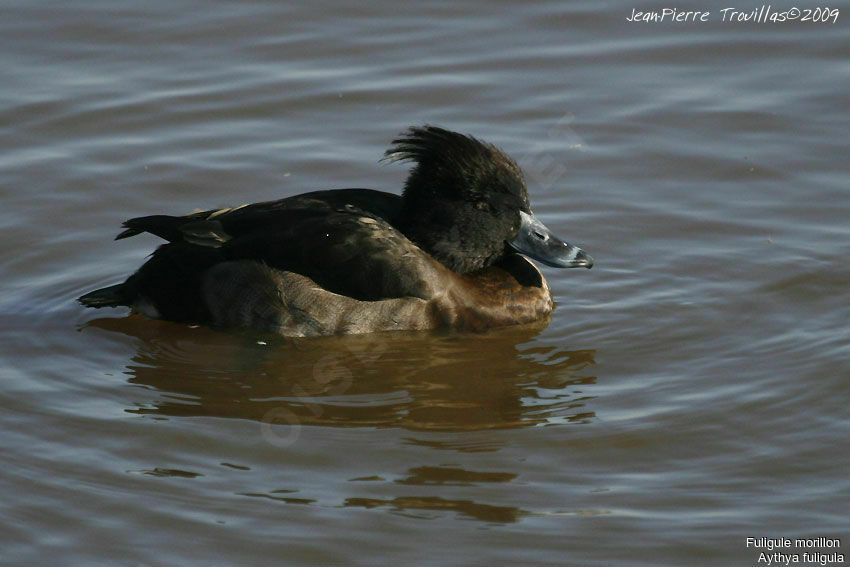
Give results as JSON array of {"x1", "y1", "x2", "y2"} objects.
[{"x1": 78, "y1": 283, "x2": 129, "y2": 308}]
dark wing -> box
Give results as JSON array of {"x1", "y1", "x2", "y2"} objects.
[
  {"x1": 219, "y1": 207, "x2": 445, "y2": 301},
  {"x1": 115, "y1": 189, "x2": 401, "y2": 243},
  {"x1": 120, "y1": 189, "x2": 445, "y2": 303}
]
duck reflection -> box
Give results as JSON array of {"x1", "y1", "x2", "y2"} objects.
[{"x1": 86, "y1": 315, "x2": 596, "y2": 432}]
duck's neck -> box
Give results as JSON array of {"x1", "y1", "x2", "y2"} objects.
[{"x1": 435, "y1": 255, "x2": 554, "y2": 331}]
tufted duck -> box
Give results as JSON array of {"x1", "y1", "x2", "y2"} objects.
[{"x1": 79, "y1": 126, "x2": 592, "y2": 336}]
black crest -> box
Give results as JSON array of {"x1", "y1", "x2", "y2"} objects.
[
  {"x1": 385, "y1": 125, "x2": 529, "y2": 209},
  {"x1": 386, "y1": 126, "x2": 531, "y2": 273}
]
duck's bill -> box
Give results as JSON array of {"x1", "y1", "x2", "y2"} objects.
[{"x1": 509, "y1": 211, "x2": 593, "y2": 269}]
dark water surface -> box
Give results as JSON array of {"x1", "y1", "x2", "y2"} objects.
[{"x1": 1, "y1": 1, "x2": 848, "y2": 565}]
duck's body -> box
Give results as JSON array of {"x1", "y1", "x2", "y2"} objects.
[{"x1": 79, "y1": 127, "x2": 592, "y2": 336}]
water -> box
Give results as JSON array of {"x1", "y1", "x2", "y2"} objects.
[{"x1": 1, "y1": 1, "x2": 848, "y2": 565}]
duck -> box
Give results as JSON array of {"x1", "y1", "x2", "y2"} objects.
[{"x1": 79, "y1": 126, "x2": 592, "y2": 336}]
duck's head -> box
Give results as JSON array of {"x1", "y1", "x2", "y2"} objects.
[{"x1": 386, "y1": 125, "x2": 593, "y2": 274}]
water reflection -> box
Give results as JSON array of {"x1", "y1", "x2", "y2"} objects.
[
  {"x1": 236, "y1": 465, "x2": 528, "y2": 522},
  {"x1": 84, "y1": 316, "x2": 597, "y2": 432},
  {"x1": 343, "y1": 495, "x2": 526, "y2": 523},
  {"x1": 395, "y1": 466, "x2": 516, "y2": 485},
  {"x1": 239, "y1": 491, "x2": 316, "y2": 506}
]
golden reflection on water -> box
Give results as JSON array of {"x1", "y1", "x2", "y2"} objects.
[
  {"x1": 84, "y1": 315, "x2": 597, "y2": 433},
  {"x1": 78, "y1": 316, "x2": 600, "y2": 525}
]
